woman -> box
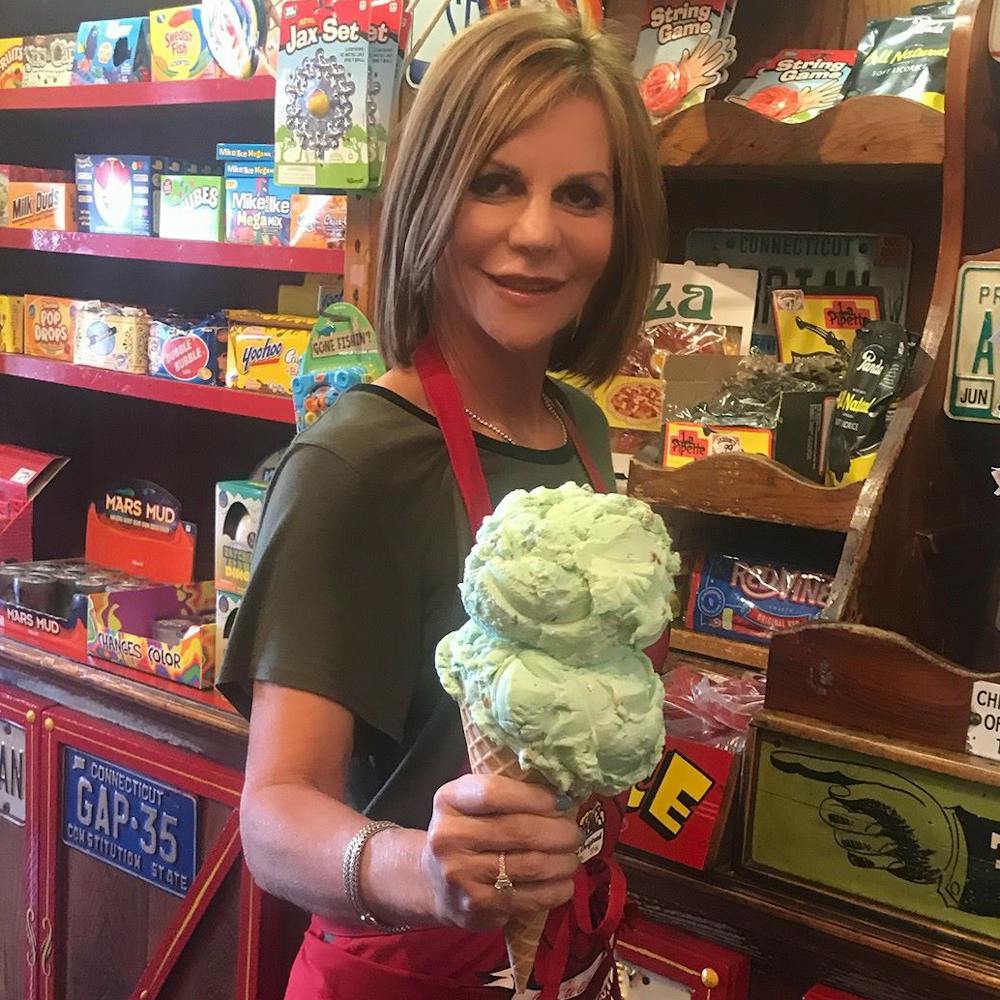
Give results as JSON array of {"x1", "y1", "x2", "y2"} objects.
[{"x1": 218, "y1": 7, "x2": 665, "y2": 998}]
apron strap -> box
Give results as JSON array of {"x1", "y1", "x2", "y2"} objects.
[
  {"x1": 413, "y1": 336, "x2": 494, "y2": 536},
  {"x1": 546, "y1": 382, "x2": 610, "y2": 495}
]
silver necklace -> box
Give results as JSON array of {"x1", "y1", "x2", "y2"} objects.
[{"x1": 465, "y1": 394, "x2": 567, "y2": 447}]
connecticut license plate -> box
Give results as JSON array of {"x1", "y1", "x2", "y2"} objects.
[{"x1": 62, "y1": 747, "x2": 197, "y2": 897}]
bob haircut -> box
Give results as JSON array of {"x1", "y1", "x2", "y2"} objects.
[{"x1": 376, "y1": 7, "x2": 665, "y2": 385}]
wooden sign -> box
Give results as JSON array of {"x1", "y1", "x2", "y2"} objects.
[
  {"x1": 968, "y1": 681, "x2": 1000, "y2": 762},
  {"x1": 746, "y1": 725, "x2": 1000, "y2": 943},
  {"x1": 620, "y1": 736, "x2": 738, "y2": 870},
  {"x1": 946, "y1": 262, "x2": 1000, "y2": 421}
]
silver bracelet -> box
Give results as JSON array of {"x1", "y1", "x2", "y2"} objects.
[{"x1": 343, "y1": 820, "x2": 411, "y2": 933}]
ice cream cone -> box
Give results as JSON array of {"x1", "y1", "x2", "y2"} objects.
[{"x1": 460, "y1": 703, "x2": 551, "y2": 994}]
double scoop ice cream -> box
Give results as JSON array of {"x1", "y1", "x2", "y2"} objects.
[{"x1": 435, "y1": 482, "x2": 680, "y2": 992}]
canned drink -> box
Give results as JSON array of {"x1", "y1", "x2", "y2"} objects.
[
  {"x1": 153, "y1": 617, "x2": 197, "y2": 646},
  {"x1": 13, "y1": 573, "x2": 59, "y2": 615},
  {"x1": 0, "y1": 564, "x2": 22, "y2": 602}
]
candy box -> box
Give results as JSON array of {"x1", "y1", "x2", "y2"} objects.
[
  {"x1": 149, "y1": 314, "x2": 227, "y2": 383},
  {"x1": 226, "y1": 310, "x2": 312, "y2": 393},
  {"x1": 150, "y1": 5, "x2": 221, "y2": 81},
  {"x1": 0, "y1": 166, "x2": 70, "y2": 225},
  {"x1": 24, "y1": 295, "x2": 83, "y2": 361},
  {"x1": 22, "y1": 33, "x2": 76, "y2": 87},
  {"x1": 215, "y1": 480, "x2": 265, "y2": 594},
  {"x1": 159, "y1": 175, "x2": 225, "y2": 241},
  {"x1": 0, "y1": 38, "x2": 23, "y2": 88},
  {"x1": 6, "y1": 182, "x2": 76, "y2": 231},
  {"x1": 772, "y1": 288, "x2": 883, "y2": 364},
  {"x1": 275, "y1": 0, "x2": 373, "y2": 189},
  {"x1": 726, "y1": 50, "x2": 856, "y2": 123},
  {"x1": 224, "y1": 174, "x2": 296, "y2": 245},
  {"x1": 685, "y1": 552, "x2": 833, "y2": 646},
  {"x1": 216, "y1": 142, "x2": 276, "y2": 162},
  {"x1": 225, "y1": 161, "x2": 275, "y2": 178},
  {"x1": 202, "y1": 0, "x2": 270, "y2": 80},
  {"x1": 74, "y1": 302, "x2": 151, "y2": 373},
  {"x1": 0, "y1": 295, "x2": 24, "y2": 352},
  {"x1": 72, "y1": 18, "x2": 151, "y2": 85},
  {"x1": 75, "y1": 154, "x2": 157, "y2": 237},
  {"x1": 290, "y1": 193, "x2": 347, "y2": 248}
]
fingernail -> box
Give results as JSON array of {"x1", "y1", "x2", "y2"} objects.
[{"x1": 555, "y1": 793, "x2": 572, "y2": 812}]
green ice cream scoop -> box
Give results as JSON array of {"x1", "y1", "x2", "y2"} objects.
[
  {"x1": 460, "y1": 483, "x2": 680, "y2": 663},
  {"x1": 436, "y1": 620, "x2": 666, "y2": 800}
]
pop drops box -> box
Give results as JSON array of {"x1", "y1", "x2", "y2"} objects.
[{"x1": 0, "y1": 481, "x2": 217, "y2": 689}]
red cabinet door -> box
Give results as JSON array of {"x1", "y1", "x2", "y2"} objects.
[
  {"x1": 616, "y1": 914, "x2": 751, "y2": 999},
  {"x1": 34, "y1": 704, "x2": 296, "y2": 1000},
  {"x1": 804, "y1": 989, "x2": 871, "y2": 1000},
  {"x1": 0, "y1": 684, "x2": 51, "y2": 1000}
]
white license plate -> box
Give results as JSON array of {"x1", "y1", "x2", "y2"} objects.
[{"x1": 0, "y1": 720, "x2": 26, "y2": 826}]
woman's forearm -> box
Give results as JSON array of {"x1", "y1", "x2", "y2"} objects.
[{"x1": 240, "y1": 782, "x2": 436, "y2": 926}]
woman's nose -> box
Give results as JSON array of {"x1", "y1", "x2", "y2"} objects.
[{"x1": 508, "y1": 194, "x2": 560, "y2": 254}]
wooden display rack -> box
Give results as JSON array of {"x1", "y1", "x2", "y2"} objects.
[
  {"x1": 613, "y1": 0, "x2": 1000, "y2": 996},
  {"x1": 615, "y1": 0, "x2": 1000, "y2": 671}
]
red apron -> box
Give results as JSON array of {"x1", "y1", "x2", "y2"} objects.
[{"x1": 284, "y1": 336, "x2": 633, "y2": 1000}]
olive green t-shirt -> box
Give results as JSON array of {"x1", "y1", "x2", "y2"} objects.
[{"x1": 217, "y1": 383, "x2": 614, "y2": 828}]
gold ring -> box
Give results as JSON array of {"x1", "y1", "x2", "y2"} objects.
[{"x1": 494, "y1": 851, "x2": 514, "y2": 892}]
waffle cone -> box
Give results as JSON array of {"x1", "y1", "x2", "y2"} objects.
[{"x1": 459, "y1": 703, "x2": 550, "y2": 994}]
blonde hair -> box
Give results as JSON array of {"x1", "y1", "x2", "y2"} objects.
[{"x1": 376, "y1": 7, "x2": 665, "y2": 385}]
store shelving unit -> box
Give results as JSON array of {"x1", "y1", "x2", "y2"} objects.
[
  {"x1": 0, "y1": 228, "x2": 345, "y2": 273},
  {"x1": 0, "y1": 354, "x2": 296, "y2": 423},
  {"x1": 611, "y1": 0, "x2": 1000, "y2": 995}
]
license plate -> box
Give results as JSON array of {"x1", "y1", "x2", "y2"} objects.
[
  {"x1": 62, "y1": 747, "x2": 197, "y2": 897},
  {"x1": 685, "y1": 229, "x2": 912, "y2": 353},
  {"x1": 947, "y1": 263, "x2": 1000, "y2": 422},
  {"x1": 0, "y1": 721, "x2": 26, "y2": 827},
  {"x1": 968, "y1": 680, "x2": 1000, "y2": 761}
]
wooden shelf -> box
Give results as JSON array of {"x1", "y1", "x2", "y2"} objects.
[
  {"x1": 0, "y1": 75, "x2": 274, "y2": 111},
  {"x1": 658, "y1": 96, "x2": 945, "y2": 174},
  {"x1": 0, "y1": 227, "x2": 345, "y2": 274},
  {"x1": 669, "y1": 627, "x2": 770, "y2": 671},
  {"x1": 0, "y1": 354, "x2": 295, "y2": 423},
  {"x1": 629, "y1": 456, "x2": 863, "y2": 532}
]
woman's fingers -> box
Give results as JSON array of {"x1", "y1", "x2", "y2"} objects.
[
  {"x1": 494, "y1": 849, "x2": 580, "y2": 884},
  {"x1": 436, "y1": 774, "x2": 568, "y2": 819},
  {"x1": 431, "y1": 811, "x2": 581, "y2": 855}
]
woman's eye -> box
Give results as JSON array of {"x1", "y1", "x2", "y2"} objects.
[
  {"x1": 560, "y1": 184, "x2": 603, "y2": 211},
  {"x1": 470, "y1": 173, "x2": 514, "y2": 199}
]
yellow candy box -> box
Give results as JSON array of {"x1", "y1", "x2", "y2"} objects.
[
  {"x1": 150, "y1": 5, "x2": 220, "y2": 81},
  {"x1": 0, "y1": 295, "x2": 24, "y2": 353},
  {"x1": 0, "y1": 38, "x2": 23, "y2": 88},
  {"x1": 226, "y1": 310, "x2": 313, "y2": 395}
]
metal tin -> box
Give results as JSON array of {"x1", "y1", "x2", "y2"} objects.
[{"x1": 13, "y1": 573, "x2": 59, "y2": 614}]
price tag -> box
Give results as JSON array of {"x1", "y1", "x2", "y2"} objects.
[
  {"x1": 62, "y1": 747, "x2": 197, "y2": 897},
  {"x1": 967, "y1": 681, "x2": 1000, "y2": 761},
  {"x1": 0, "y1": 721, "x2": 26, "y2": 827}
]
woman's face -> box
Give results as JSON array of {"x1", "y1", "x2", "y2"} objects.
[{"x1": 436, "y1": 95, "x2": 615, "y2": 358}]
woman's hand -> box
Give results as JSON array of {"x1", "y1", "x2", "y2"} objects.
[{"x1": 422, "y1": 774, "x2": 581, "y2": 930}]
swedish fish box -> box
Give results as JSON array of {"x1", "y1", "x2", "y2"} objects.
[
  {"x1": 24, "y1": 295, "x2": 82, "y2": 362},
  {"x1": 226, "y1": 310, "x2": 312, "y2": 394},
  {"x1": 150, "y1": 5, "x2": 220, "y2": 81},
  {"x1": 0, "y1": 38, "x2": 23, "y2": 88},
  {"x1": 7, "y1": 182, "x2": 76, "y2": 231},
  {"x1": 0, "y1": 295, "x2": 24, "y2": 353}
]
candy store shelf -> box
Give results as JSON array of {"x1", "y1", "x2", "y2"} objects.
[
  {"x1": 658, "y1": 96, "x2": 945, "y2": 175},
  {"x1": 0, "y1": 353, "x2": 295, "y2": 423},
  {"x1": 0, "y1": 75, "x2": 275, "y2": 111},
  {"x1": 0, "y1": 227, "x2": 345, "y2": 274},
  {"x1": 669, "y1": 627, "x2": 770, "y2": 671},
  {"x1": 629, "y1": 455, "x2": 863, "y2": 532}
]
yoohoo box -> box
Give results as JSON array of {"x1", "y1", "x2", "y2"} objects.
[
  {"x1": 74, "y1": 302, "x2": 150, "y2": 373},
  {"x1": 72, "y1": 18, "x2": 151, "y2": 85},
  {"x1": 22, "y1": 34, "x2": 76, "y2": 87},
  {"x1": 6, "y1": 182, "x2": 76, "y2": 231},
  {"x1": 1, "y1": 481, "x2": 201, "y2": 669},
  {"x1": 24, "y1": 295, "x2": 83, "y2": 362},
  {"x1": 159, "y1": 175, "x2": 224, "y2": 241},
  {"x1": 226, "y1": 310, "x2": 312, "y2": 394},
  {"x1": 0, "y1": 38, "x2": 23, "y2": 88},
  {"x1": 150, "y1": 5, "x2": 220, "y2": 81},
  {"x1": 0, "y1": 295, "x2": 24, "y2": 353}
]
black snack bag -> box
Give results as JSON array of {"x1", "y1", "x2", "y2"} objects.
[
  {"x1": 826, "y1": 320, "x2": 909, "y2": 485},
  {"x1": 845, "y1": 14, "x2": 953, "y2": 111}
]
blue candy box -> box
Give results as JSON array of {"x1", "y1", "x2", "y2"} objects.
[{"x1": 73, "y1": 18, "x2": 151, "y2": 85}]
